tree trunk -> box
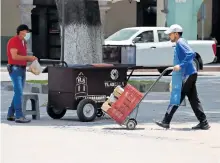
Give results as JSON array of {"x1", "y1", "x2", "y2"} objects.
[{"x1": 55, "y1": 0, "x2": 103, "y2": 64}]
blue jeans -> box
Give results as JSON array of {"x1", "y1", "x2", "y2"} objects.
[{"x1": 7, "y1": 66, "x2": 26, "y2": 119}]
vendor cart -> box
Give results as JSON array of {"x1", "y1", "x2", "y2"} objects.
[{"x1": 42, "y1": 60, "x2": 130, "y2": 122}]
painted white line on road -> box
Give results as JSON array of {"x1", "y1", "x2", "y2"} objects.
[{"x1": 142, "y1": 100, "x2": 169, "y2": 103}]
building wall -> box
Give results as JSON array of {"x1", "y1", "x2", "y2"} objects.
[
  {"x1": 104, "y1": 1, "x2": 137, "y2": 37},
  {"x1": 156, "y1": 0, "x2": 212, "y2": 39},
  {"x1": 197, "y1": 0, "x2": 213, "y2": 39},
  {"x1": 1, "y1": 0, "x2": 21, "y2": 61},
  {"x1": 157, "y1": 0, "x2": 167, "y2": 27}
]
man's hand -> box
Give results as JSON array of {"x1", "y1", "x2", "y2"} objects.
[
  {"x1": 28, "y1": 56, "x2": 38, "y2": 62},
  {"x1": 173, "y1": 65, "x2": 181, "y2": 71}
]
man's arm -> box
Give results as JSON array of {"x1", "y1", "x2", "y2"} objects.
[
  {"x1": 10, "y1": 48, "x2": 36, "y2": 62},
  {"x1": 177, "y1": 40, "x2": 195, "y2": 70}
]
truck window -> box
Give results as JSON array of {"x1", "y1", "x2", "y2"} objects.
[
  {"x1": 158, "y1": 30, "x2": 170, "y2": 42},
  {"x1": 135, "y1": 31, "x2": 154, "y2": 43}
]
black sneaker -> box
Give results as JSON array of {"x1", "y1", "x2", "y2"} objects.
[
  {"x1": 7, "y1": 116, "x2": 15, "y2": 121},
  {"x1": 192, "y1": 121, "x2": 210, "y2": 130},
  {"x1": 155, "y1": 121, "x2": 170, "y2": 129},
  {"x1": 15, "y1": 117, "x2": 31, "y2": 123}
]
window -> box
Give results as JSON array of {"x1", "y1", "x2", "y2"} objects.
[
  {"x1": 135, "y1": 31, "x2": 154, "y2": 43},
  {"x1": 106, "y1": 29, "x2": 139, "y2": 41},
  {"x1": 158, "y1": 30, "x2": 170, "y2": 42}
]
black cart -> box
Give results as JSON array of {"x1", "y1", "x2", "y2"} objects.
[{"x1": 45, "y1": 63, "x2": 129, "y2": 122}]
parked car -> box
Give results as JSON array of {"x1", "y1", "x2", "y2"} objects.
[{"x1": 104, "y1": 27, "x2": 217, "y2": 75}]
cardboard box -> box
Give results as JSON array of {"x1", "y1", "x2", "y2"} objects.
[
  {"x1": 101, "y1": 101, "x2": 111, "y2": 112},
  {"x1": 113, "y1": 86, "x2": 124, "y2": 98},
  {"x1": 114, "y1": 86, "x2": 124, "y2": 94},
  {"x1": 108, "y1": 93, "x2": 117, "y2": 105}
]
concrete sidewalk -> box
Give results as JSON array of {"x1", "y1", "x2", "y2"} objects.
[{"x1": 1, "y1": 122, "x2": 220, "y2": 163}]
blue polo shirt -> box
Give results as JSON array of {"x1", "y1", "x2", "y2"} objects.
[{"x1": 175, "y1": 38, "x2": 197, "y2": 78}]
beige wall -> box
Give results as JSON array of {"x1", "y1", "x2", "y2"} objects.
[
  {"x1": 157, "y1": 0, "x2": 166, "y2": 27},
  {"x1": 104, "y1": 1, "x2": 137, "y2": 37},
  {"x1": 1, "y1": 0, "x2": 21, "y2": 36},
  {"x1": 197, "y1": 0, "x2": 212, "y2": 39}
]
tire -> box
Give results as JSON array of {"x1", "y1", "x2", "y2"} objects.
[
  {"x1": 126, "y1": 119, "x2": 137, "y2": 130},
  {"x1": 193, "y1": 58, "x2": 200, "y2": 71},
  {"x1": 157, "y1": 68, "x2": 172, "y2": 76},
  {"x1": 47, "y1": 105, "x2": 67, "y2": 119},
  {"x1": 77, "y1": 99, "x2": 97, "y2": 122}
]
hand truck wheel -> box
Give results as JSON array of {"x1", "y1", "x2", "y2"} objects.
[{"x1": 126, "y1": 119, "x2": 137, "y2": 130}]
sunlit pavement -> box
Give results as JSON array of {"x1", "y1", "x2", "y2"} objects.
[{"x1": 1, "y1": 71, "x2": 220, "y2": 163}]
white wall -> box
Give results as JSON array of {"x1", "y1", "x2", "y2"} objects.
[{"x1": 104, "y1": 0, "x2": 137, "y2": 37}]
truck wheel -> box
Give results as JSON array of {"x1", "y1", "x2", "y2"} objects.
[
  {"x1": 47, "y1": 105, "x2": 67, "y2": 119},
  {"x1": 157, "y1": 68, "x2": 172, "y2": 76},
  {"x1": 77, "y1": 99, "x2": 97, "y2": 122},
  {"x1": 193, "y1": 58, "x2": 200, "y2": 71}
]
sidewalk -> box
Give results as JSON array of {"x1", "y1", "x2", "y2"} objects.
[
  {"x1": 1, "y1": 71, "x2": 48, "y2": 81},
  {"x1": 1, "y1": 122, "x2": 220, "y2": 163},
  {"x1": 1, "y1": 63, "x2": 219, "y2": 72}
]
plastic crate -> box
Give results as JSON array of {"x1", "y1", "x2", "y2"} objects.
[{"x1": 106, "y1": 84, "x2": 143, "y2": 124}]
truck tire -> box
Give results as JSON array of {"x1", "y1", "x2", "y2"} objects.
[
  {"x1": 77, "y1": 99, "x2": 97, "y2": 122},
  {"x1": 193, "y1": 58, "x2": 200, "y2": 71},
  {"x1": 157, "y1": 68, "x2": 172, "y2": 76},
  {"x1": 47, "y1": 105, "x2": 67, "y2": 119}
]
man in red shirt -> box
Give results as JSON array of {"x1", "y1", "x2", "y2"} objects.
[{"x1": 7, "y1": 24, "x2": 37, "y2": 123}]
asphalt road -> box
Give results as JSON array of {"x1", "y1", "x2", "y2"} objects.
[{"x1": 1, "y1": 73, "x2": 220, "y2": 125}]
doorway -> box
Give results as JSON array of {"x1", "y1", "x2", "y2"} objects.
[
  {"x1": 32, "y1": 0, "x2": 61, "y2": 60},
  {"x1": 137, "y1": 0, "x2": 157, "y2": 27}
]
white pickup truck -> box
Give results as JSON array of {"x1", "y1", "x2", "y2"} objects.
[{"x1": 104, "y1": 27, "x2": 217, "y2": 74}]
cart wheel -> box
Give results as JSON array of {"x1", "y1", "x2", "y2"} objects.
[
  {"x1": 130, "y1": 118, "x2": 137, "y2": 125},
  {"x1": 126, "y1": 119, "x2": 137, "y2": 130},
  {"x1": 77, "y1": 99, "x2": 97, "y2": 122},
  {"x1": 96, "y1": 109, "x2": 104, "y2": 117},
  {"x1": 47, "y1": 105, "x2": 66, "y2": 119}
]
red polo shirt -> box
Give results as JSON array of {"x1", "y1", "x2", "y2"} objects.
[{"x1": 7, "y1": 36, "x2": 27, "y2": 66}]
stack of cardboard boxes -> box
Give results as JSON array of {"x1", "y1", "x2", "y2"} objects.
[{"x1": 101, "y1": 86, "x2": 124, "y2": 112}]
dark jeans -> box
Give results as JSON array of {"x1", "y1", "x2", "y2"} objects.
[
  {"x1": 7, "y1": 66, "x2": 26, "y2": 119},
  {"x1": 168, "y1": 73, "x2": 207, "y2": 122}
]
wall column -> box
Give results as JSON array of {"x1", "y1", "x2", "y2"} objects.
[
  {"x1": 19, "y1": 0, "x2": 35, "y2": 55},
  {"x1": 99, "y1": 1, "x2": 111, "y2": 38}
]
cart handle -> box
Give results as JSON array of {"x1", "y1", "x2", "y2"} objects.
[
  {"x1": 165, "y1": 66, "x2": 174, "y2": 72},
  {"x1": 39, "y1": 59, "x2": 68, "y2": 67},
  {"x1": 135, "y1": 66, "x2": 174, "y2": 107}
]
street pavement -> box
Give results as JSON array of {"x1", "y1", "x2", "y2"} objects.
[{"x1": 1, "y1": 72, "x2": 220, "y2": 163}]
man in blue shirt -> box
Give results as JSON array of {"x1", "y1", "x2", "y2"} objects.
[{"x1": 155, "y1": 24, "x2": 210, "y2": 130}]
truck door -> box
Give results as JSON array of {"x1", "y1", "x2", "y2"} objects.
[{"x1": 135, "y1": 30, "x2": 159, "y2": 66}]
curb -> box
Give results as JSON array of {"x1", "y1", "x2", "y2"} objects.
[
  {"x1": 130, "y1": 82, "x2": 169, "y2": 92},
  {"x1": 1, "y1": 81, "x2": 48, "y2": 94},
  {"x1": 1, "y1": 81, "x2": 169, "y2": 94}
]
